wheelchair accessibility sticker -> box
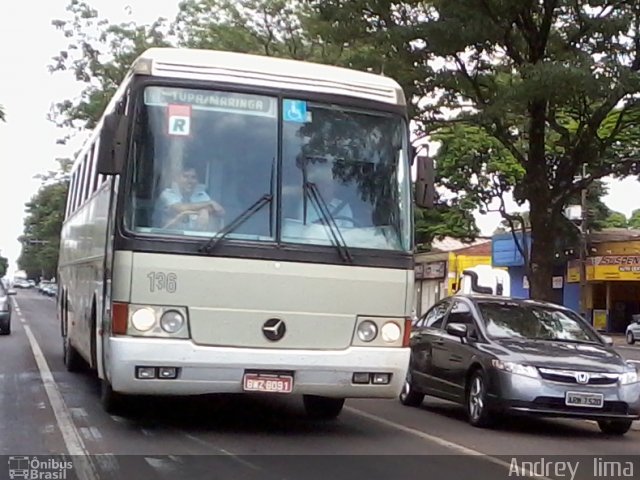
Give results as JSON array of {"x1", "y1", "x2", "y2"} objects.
[{"x1": 283, "y1": 99, "x2": 307, "y2": 123}]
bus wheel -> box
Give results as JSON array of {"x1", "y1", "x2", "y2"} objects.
[
  {"x1": 303, "y1": 395, "x2": 345, "y2": 420},
  {"x1": 63, "y1": 335, "x2": 83, "y2": 372},
  {"x1": 100, "y1": 379, "x2": 125, "y2": 415}
]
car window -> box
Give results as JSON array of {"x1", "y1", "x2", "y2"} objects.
[
  {"x1": 444, "y1": 300, "x2": 478, "y2": 336},
  {"x1": 477, "y1": 301, "x2": 600, "y2": 342},
  {"x1": 420, "y1": 301, "x2": 449, "y2": 329}
]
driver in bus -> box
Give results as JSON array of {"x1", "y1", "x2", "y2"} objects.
[
  {"x1": 156, "y1": 162, "x2": 225, "y2": 230},
  {"x1": 302, "y1": 159, "x2": 354, "y2": 228}
]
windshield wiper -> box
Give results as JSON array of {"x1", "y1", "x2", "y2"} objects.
[
  {"x1": 199, "y1": 194, "x2": 272, "y2": 254},
  {"x1": 304, "y1": 181, "x2": 353, "y2": 263}
]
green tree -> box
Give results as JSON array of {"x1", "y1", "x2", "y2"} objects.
[
  {"x1": 415, "y1": 203, "x2": 479, "y2": 251},
  {"x1": 17, "y1": 159, "x2": 72, "y2": 279},
  {"x1": 316, "y1": 0, "x2": 640, "y2": 300},
  {"x1": 602, "y1": 211, "x2": 628, "y2": 229},
  {"x1": 49, "y1": 0, "x2": 171, "y2": 133},
  {"x1": 629, "y1": 209, "x2": 640, "y2": 229},
  {"x1": 0, "y1": 254, "x2": 8, "y2": 278}
]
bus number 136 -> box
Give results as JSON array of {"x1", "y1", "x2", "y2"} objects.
[{"x1": 147, "y1": 272, "x2": 178, "y2": 293}]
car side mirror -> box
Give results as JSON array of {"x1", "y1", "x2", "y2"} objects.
[
  {"x1": 96, "y1": 112, "x2": 127, "y2": 175},
  {"x1": 601, "y1": 335, "x2": 613, "y2": 346},
  {"x1": 415, "y1": 155, "x2": 435, "y2": 209},
  {"x1": 7, "y1": 289, "x2": 16, "y2": 295},
  {"x1": 446, "y1": 322, "x2": 468, "y2": 339}
]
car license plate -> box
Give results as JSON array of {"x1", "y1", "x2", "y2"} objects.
[
  {"x1": 565, "y1": 391, "x2": 604, "y2": 408},
  {"x1": 243, "y1": 373, "x2": 293, "y2": 393}
]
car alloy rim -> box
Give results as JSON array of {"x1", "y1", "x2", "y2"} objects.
[{"x1": 469, "y1": 376, "x2": 484, "y2": 420}]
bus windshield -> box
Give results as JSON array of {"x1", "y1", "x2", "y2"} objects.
[{"x1": 126, "y1": 85, "x2": 412, "y2": 252}]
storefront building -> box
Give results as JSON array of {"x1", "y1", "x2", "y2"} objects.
[
  {"x1": 414, "y1": 238, "x2": 492, "y2": 317},
  {"x1": 566, "y1": 230, "x2": 640, "y2": 333}
]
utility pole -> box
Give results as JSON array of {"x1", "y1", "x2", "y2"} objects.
[{"x1": 579, "y1": 164, "x2": 588, "y2": 319}]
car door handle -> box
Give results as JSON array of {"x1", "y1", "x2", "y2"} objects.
[{"x1": 434, "y1": 338, "x2": 444, "y2": 346}]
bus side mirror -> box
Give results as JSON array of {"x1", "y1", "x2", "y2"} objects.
[
  {"x1": 97, "y1": 112, "x2": 127, "y2": 175},
  {"x1": 415, "y1": 155, "x2": 435, "y2": 208}
]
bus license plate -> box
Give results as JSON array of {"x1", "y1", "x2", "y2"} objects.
[
  {"x1": 243, "y1": 373, "x2": 293, "y2": 393},
  {"x1": 565, "y1": 391, "x2": 604, "y2": 408}
]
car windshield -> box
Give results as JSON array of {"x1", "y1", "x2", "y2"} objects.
[
  {"x1": 477, "y1": 301, "x2": 600, "y2": 343},
  {"x1": 125, "y1": 86, "x2": 412, "y2": 252}
]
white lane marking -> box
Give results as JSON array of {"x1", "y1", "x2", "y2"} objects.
[
  {"x1": 183, "y1": 433, "x2": 262, "y2": 471},
  {"x1": 80, "y1": 427, "x2": 103, "y2": 441},
  {"x1": 94, "y1": 454, "x2": 119, "y2": 476},
  {"x1": 345, "y1": 406, "x2": 552, "y2": 480},
  {"x1": 145, "y1": 457, "x2": 184, "y2": 476},
  {"x1": 617, "y1": 346, "x2": 640, "y2": 351},
  {"x1": 71, "y1": 407, "x2": 89, "y2": 419},
  {"x1": 15, "y1": 297, "x2": 99, "y2": 480}
]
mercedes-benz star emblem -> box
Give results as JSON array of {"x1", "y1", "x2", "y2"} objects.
[
  {"x1": 575, "y1": 372, "x2": 590, "y2": 384},
  {"x1": 262, "y1": 318, "x2": 286, "y2": 341}
]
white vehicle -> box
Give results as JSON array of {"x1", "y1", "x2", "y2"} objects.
[
  {"x1": 627, "y1": 315, "x2": 640, "y2": 344},
  {"x1": 57, "y1": 48, "x2": 434, "y2": 418},
  {"x1": 458, "y1": 265, "x2": 510, "y2": 297}
]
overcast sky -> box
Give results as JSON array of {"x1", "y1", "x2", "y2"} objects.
[{"x1": 0, "y1": 1, "x2": 638, "y2": 274}]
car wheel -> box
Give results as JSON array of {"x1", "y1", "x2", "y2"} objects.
[
  {"x1": 399, "y1": 372, "x2": 424, "y2": 407},
  {"x1": 303, "y1": 395, "x2": 345, "y2": 420},
  {"x1": 0, "y1": 320, "x2": 10, "y2": 335},
  {"x1": 466, "y1": 369, "x2": 494, "y2": 428},
  {"x1": 626, "y1": 331, "x2": 635, "y2": 345},
  {"x1": 63, "y1": 336, "x2": 84, "y2": 372},
  {"x1": 101, "y1": 378, "x2": 125, "y2": 415},
  {"x1": 597, "y1": 419, "x2": 633, "y2": 436}
]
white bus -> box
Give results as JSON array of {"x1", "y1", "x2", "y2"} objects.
[{"x1": 58, "y1": 48, "x2": 433, "y2": 418}]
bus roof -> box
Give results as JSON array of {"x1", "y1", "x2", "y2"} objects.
[{"x1": 129, "y1": 47, "x2": 406, "y2": 107}]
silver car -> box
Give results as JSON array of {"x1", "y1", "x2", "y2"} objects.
[
  {"x1": 626, "y1": 315, "x2": 640, "y2": 345},
  {"x1": 401, "y1": 295, "x2": 640, "y2": 435},
  {"x1": 0, "y1": 281, "x2": 16, "y2": 335}
]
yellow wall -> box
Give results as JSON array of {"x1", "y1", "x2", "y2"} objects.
[
  {"x1": 447, "y1": 253, "x2": 493, "y2": 294},
  {"x1": 592, "y1": 240, "x2": 640, "y2": 256}
]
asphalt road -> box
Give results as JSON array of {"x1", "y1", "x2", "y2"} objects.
[{"x1": 1, "y1": 289, "x2": 639, "y2": 480}]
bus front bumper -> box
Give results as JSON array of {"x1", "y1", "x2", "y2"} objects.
[{"x1": 107, "y1": 337, "x2": 409, "y2": 398}]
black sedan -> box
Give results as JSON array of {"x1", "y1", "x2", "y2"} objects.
[{"x1": 401, "y1": 295, "x2": 640, "y2": 435}]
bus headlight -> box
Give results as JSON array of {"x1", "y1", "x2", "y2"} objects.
[
  {"x1": 160, "y1": 310, "x2": 185, "y2": 334},
  {"x1": 357, "y1": 320, "x2": 378, "y2": 342},
  {"x1": 131, "y1": 308, "x2": 156, "y2": 332},
  {"x1": 381, "y1": 322, "x2": 401, "y2": 343}
]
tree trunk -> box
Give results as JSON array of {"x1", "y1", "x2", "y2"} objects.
[
  {"x1": 526, "y1": 99, "x2": 554, "y2": 301},
  {"x1": 528, "y1": 205, "x2": 555, "y2": 301}
]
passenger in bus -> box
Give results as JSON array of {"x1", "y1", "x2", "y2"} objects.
[{"x1": 155, "y1": 163, "x2": 225, "y2": 230}]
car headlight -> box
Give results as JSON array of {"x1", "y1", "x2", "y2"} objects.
[
  {"x1": 491, "y1": 359, "x2": 539, "y2": 378},
  {"x1": 160, "y1": 310, "x2": 185, "y2": 334},
  {"x1": 131, "y1": 308, "x2": 156, "y2": 332},
  {"x1": 620, "y1": 367, "x2": 639, "y2": 385},
  {"x1": 357, "y1": 320, "x2": 378, "y2": 342},
  {"x1": 381, "y1": 322, "x2": 401, "y2": 343}
]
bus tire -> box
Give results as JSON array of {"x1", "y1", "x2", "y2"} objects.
[
  {"x1": 302, "y1": 395, "x2": 345, "y2": 420},
  {"x1": 100, "y1": 379, "x2": 125, "y2": 415},
  {"x1": 63, "y1": 335, "x2": 83, "y2": 373}
]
